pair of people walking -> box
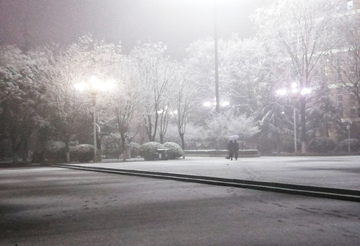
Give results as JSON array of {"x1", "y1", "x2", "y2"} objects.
[{"x1": 227, "y1": 140, "x2": 239, "y2": 160}]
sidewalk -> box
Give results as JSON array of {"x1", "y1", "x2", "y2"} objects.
[{"x1": 72, "y1": 156, "x2": 360, "y2": 191}]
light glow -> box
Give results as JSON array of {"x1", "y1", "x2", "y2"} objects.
[
  {"x1": 301, "y1": 88, "x2": 312, "y2": 95},
  {"x1": 75, "y1": 76, "x2": 115, "y2": 93},
  {"x1": 102, "y1": 80, "x2": 115, "y2": 91},
  {"x1": 90, "y1": 76, "x2": 101, "y2": 92},
  {"x1": 276, "y1": 89, "x2": 287, "y2": 96},
  {"x1": 74, "y1": 82, "x2": 86, "y2": 91},
  {"x1": 203, "y1": 101, "x2": 212, "y2": 107},
  {"x1": 277, "y1": 85, "x2": 311, "y2": 97}
]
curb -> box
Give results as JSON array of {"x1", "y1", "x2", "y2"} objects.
[{"x1": 53, "y1": 164, "x2": 360, "y2": 203}]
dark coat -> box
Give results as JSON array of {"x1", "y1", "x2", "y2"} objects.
[{"x1": 227, "y1": 140, "x2": 239, "y2": 154}]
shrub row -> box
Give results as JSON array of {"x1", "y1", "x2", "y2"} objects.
[
  {"x1": 139, "y1": 142, "x2": 183, "y2": 160},
  {"x1": 42, "y1": 137, "x2": 358, "y2": 162},
  {"x1": 44, "y1": 141, "x2": 95, "y2": 162},
  {"x1": 308, "y1": 137, "x2": 360, "y2": 153},
  {"x1": 185, "y1": 149, "x2": 260, "y2": 157},
  {"x1": 42, "y1": 140, "x2": 183, "y2": 162}
]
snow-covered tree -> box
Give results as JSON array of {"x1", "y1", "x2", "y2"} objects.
[
  {"x1": 99, "y1": 58, "x2": 142, "y2": 160},
  {"x1": 172, "y1": 63, "x2": 198, "y2": 154},
  {"x1": 222, "y1": 36, "x2": 272, "y2": 115},
  {"x1": 253, "y1": 0, "x2": 341, "y2": 152},
  {"x1": 0, "y1": 45, "x2": 46, "y2": 163},
  {"x1": 205, "y1": 110, "x2": 259, "y2": 149},
  {"x1": 32, "y1": 35, "x2": 123, "y2": 161},
  {"x1": 130, "y1": 42, "x2": 176, "y2": 142}
]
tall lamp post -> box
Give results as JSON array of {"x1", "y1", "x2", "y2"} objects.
[
  {"x1": 293, "y1": 106, "x2": 297, "y2": 152},
  {"x1": 75, "y1": 76, "x2": 113, "y2": 162},
  {"x1": 276, "y1": 83, "x2": 311, "y2": 153},
  {"x1": 90, "y1": 77, "x2": 99, "y2": 163}
]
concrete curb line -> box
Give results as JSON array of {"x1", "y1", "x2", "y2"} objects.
[{"x1": 54, "y1": 164, "x2": 360, "y2": 203}]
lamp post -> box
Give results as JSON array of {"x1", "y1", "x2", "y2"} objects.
[
  {"x1": 203, "y1": 99, "x2": 230, "y2": 108},
  {"x1": 75, "y1": 76, "x2": 114, "y2": 162},
  {"x1": 90, "y1": 79, "x2": 98, "y2": 162},
  {"x1": 293, "y1": 107, "x2": 297, "y2": 153},
  {"x1": 276, "y1": 83, "x2": 311, "y2": 153}
]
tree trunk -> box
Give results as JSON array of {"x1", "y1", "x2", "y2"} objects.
[
  {"x1": 11, "y1": 136, "x2": 21, "y2": 164},
  {"x1": 121, "y1": 134, "x2": 127, "y2": 162},
  {"x1": 66, "y1": 151, "x2": 70, "y2": 163},
  {"x1": 180, "y1": 133, "x2": 186, "y2": 159},
  {"x1": 159, "y1": 134, "x2": 164, "y2": 144}
]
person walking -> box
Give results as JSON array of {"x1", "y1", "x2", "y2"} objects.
[
  {"x1": 227, "y1": 140, "x2": 239, "y2": 160},
  {"x1": 228, "y1": 138, "x2": 240, "y2": 160},
  {"x1": 233, "y1": 140, "x2": 239, "y2": 160},
  {"x1": 227, "y1": 140, "x2": 235, "y2": 160}
]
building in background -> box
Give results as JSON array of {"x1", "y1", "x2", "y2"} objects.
[{"x1": 327, "y1": 0, "x2": 360, "y2": 141}]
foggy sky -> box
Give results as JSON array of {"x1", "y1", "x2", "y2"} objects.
[{"x1": 0, "y1": 0, "x2": 268, "y2": 57}]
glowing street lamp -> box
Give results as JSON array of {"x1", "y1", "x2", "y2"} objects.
[
  {"x1": 75, "y1": 76, "x2": 114, "y2": 162},
  {"x1": 276, "y1": 83, "x2": 311, "y2": 153},
  {"x1": 203, "y1": 99, "x2": 230, "y2": 108}
]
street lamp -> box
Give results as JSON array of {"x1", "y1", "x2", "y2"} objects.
[
  {"x1": 203, "y1": 99, "x2": 230, "y2": 108},
  {"x1": 276, "y1": 83, "x2": 311, "y2": 153},
  {"x1": 75, "y1": 76, "x2": 114, "y2": 162}
]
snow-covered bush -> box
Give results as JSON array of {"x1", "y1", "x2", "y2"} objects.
[
  {"x1": 163, "y1": 142, "x2": 183, "y2": 159},
  {"x1": 101, "y1": 134, "x2": 121, "y2": 159},
  {"x1": 128, "y1": 142, "x2": 141, "y2": 158},
  {"x1": 70, "y1": 144, "x2": 94, "y2": 162},
  {"x1": 45, "y1": 141, "x2": 66, "y2": 161},
  {"x1": 139, "y1": 142, "x2": 164, "y2": 160},
  {"x1": 308, "y1": 137, "x2": 336, "y2": 153},
  {"x1": 336, "y1": 139, "x2": 360, "y2": 152}
]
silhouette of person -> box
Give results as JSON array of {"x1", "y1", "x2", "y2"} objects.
[
  {"x1": 227, "y1": 140, "x2": 239, "y2": 160},
  {"x1": 233, "y1": 140, "x2": 239, "y2": 160}
]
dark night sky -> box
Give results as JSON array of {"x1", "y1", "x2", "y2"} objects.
[{"x1": 0, "y1": 0, "x2": 268, "y2": 57}]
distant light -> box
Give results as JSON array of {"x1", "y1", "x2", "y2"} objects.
[
  {"x1": 90, "y1": 76, "x2": 101, "y2": 91},
  {"x1": 101, "y1": 79, "x2": 115, "y2": 91},
  {"x1": 74, "y1": 82, "x2": 86, "y2": 91},
  {"x1": 221, "y1": 101, "x2": 230, "y2": 107},
  {"x1": 75, "y1": 76, "x2": 115, "y2": 93},
  {"x1": 301, "y1": 88, "x2": 311, "y2": 95},
  {"x1": 203, "y1": 101, "x2": 212, "y2": 107},
  {"x1": 277, "y1": 86, "x2": 311, "y2": 97},
  {"x1": 276, "y1": 89, "x2": 287, "y2": 96}
]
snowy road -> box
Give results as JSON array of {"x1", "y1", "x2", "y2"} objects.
[{"x1": 1, "y1": 167, "x2": 359, "y2": 245}]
